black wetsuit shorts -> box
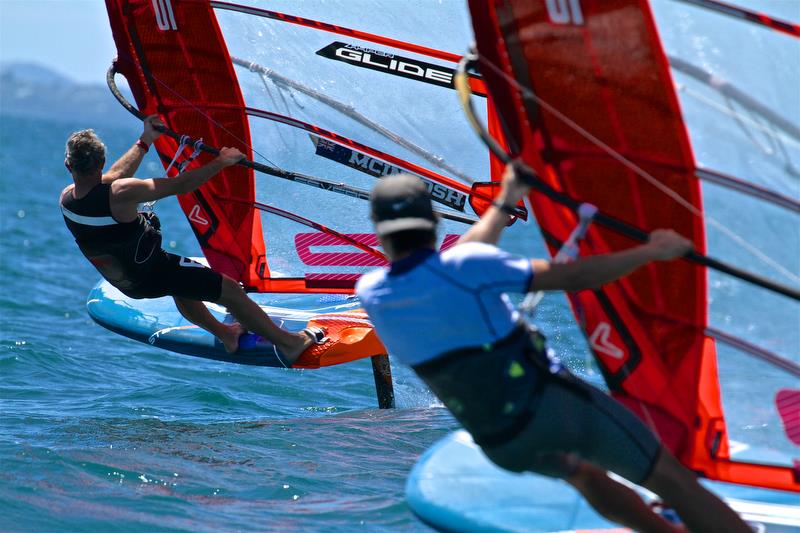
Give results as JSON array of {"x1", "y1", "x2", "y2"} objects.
[
  {"x1": 482, "y1": 365, "x2": 661, "y2": 484},
  {"x1": 414, "y1": 324, "x2": 661, "y2": 485},
  {"x1": 120, "y1": 251, "x2": 223, "y2": 302}
]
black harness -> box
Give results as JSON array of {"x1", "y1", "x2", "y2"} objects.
[{"x1": 412, "y1": 324, "x2": 553, "y2": 447}]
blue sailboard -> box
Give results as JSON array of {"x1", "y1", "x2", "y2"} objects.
[{"x1": 406, "y1": 430, "x2": 800, "y2": 533}]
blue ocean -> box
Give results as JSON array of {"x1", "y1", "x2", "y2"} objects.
[{"x1": 1, "y1": 1, "x2": 797, "y2": 531}]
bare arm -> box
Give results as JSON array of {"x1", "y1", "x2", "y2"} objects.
[
  {"x1": 458, "y1": 163, "x2": 532, "y2": 245},
  {"x1": 531, "y1": 230, "x2": 694, "y2": 292},
  {"x1": 110, "y1": 147, "x2": 243, "y2": 206},
  {"x1": 103, "y1": 115, "x2": 164, "y2": 182},
  {"x1": 103, "y1": 143, "x2": 148, "y2": 183}
]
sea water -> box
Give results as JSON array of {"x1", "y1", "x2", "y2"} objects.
[{"x1": 1, "y1": 1, "x2": 798, "y2": 531}]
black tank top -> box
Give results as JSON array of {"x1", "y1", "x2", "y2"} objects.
[{"x1": 61, "y1": 183, "x2": 162, "y2": 291}]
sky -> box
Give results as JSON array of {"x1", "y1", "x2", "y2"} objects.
[
  {"x1": 0, "y1": 1, "x2": 117, "y2": 85},
  {"x1": 0, "y1": 0, "x2": 797, "y2": 87}
]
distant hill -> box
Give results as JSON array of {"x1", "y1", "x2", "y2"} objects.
[{"x1": 0, "y1": 62, "x2": 140, "y2": 129}]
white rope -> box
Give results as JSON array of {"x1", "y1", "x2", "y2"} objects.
[
  {"x1": 148, "y1": 73, "x2": 280, "y2": 169},
  {"x1": 235, "y1": 56, "x2": 478, "y2": 184},
  {"x1": 676, "y1": 83, "x2": 800, "y2": 151},
  {"x1": 520, "y1": 203, "x2": 598, "y2": 317},
  {"x1": 142, "y1": 136, "x2": 204, "y2": 211},
  {"x1": 677, "y1": 84, "x2": 800, "y2": 178},
  {"x1": 480, "y1": 58, "x2": 800, "y2": 284},
  {"x1": 141, "y1": 135, "x2": 189, "y2": 211}
]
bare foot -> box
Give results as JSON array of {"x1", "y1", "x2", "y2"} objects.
[
  {"x1": 219, "y1": 322, "x2": 247, "y2": 354},
  {"x1": 276, "y1": 327, "x2": 327, "y2": 365}
]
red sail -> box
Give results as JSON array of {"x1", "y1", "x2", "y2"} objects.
[
  {"x1": 106, "y1": 0, "x2": 483, "y2": 294},
  {"x1": 470, "y1": 0, "x2": 797, "y2": 491},
  {"x1": 106, "y1": 0, "x2": 271, "y2": 290}
]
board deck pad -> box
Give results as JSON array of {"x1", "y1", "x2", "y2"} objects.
[
  {"x1": 87, "y1": 279, "x2": 385, "y2": 368},
  {"x1": 406, "y1": 431, "x2": 800, "y2": 532}
]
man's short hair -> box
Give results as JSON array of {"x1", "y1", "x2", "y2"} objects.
[
  {"x1": 65, "y1": 129, "x2": 106, "y2": 175},
  {"x1": 383, "y1": 228, "x2": 437, "y2": 256}
]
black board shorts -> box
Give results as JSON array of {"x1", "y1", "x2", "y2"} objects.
[
  {"x1": 481, "y1": 368, "x2": 661, "y2": 485},
  {"x1": 119, "y1": 252, "x2": 223, "y2": 302},
  {"x1": 414, "y1": 324, "x2": 661, "y2": 485}
]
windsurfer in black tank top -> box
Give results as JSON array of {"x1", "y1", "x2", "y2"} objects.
[{"x1": 60, "y1": 116, "x2": 322, "y2": 362}]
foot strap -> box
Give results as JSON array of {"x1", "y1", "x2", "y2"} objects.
[{"x1": 304, "y1": 326, "x2": 329, "y2": 345}]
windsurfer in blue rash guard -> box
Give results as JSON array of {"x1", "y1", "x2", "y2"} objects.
[
  {"x1": 356, "y1": 167, "x2": 751, "y2": 533},
  {"x1": 60, "y1": 116, "x2": 323, "y2": 363}
]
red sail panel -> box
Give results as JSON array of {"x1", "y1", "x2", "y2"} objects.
[
  {"x1": 105, "y1": 0, "x2": 271, "y2": 291},
  {"x1": 105, "y1": 1, "x2": 473, "y2": 295},
  {"x1": 472, "y1": 0, "x2": 797, "y2": 491}
]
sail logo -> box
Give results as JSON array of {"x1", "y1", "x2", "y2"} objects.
[
  {"x1": 589, "y1": 322, "x2": 624, "y2": 359},
  {"x1": 296, "y1": 232, "x2": 460, "y2": 268},
  {"x1": 152, "y1": 0, "x2": 177, "y2": 31},
  {"x1": 312, "y1": 136, "x2": 468, "y2": 212},
  {"x1": 334, "y1": 46, "x2": 451, "y2": 84},
  {"x1": 317, "y1": 42, "x2": 458, "y2": 92},
  {"x1": 188, "y1": 205, "x2": 209, "y2": 226},
  {"x1": 545, "y1": 0, "x2": 584, "y2": 25},
  {"x1": 348, "y1": 151, "x2": 403, "y2": 178},
  {"x1": 347, "y1": 152, "x2": 467, "y2": 211}
]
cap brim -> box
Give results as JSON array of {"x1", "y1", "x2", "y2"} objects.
[{"x1": 375, "y1": 217, "x2": 436, "y2": 236}]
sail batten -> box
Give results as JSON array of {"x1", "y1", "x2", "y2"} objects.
[{"x1": 107, "y1": 0, "x2": 486, "y2": 294}]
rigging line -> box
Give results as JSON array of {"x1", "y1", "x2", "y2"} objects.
[
  {"x1": 210, "y1": 1, "x2": 464, "y2": 63},
  {"x1": 218, "y1": 196, "x2": 387, "y2": 261},
  {"x1": 242, "y1": 107, "x2": 518, "y2": 218},
  {"x1": 726, "y1": 96, "x2": 782, "y2": 159},
  {"x1": 145, "y1": 136, "x2": 206, "y2": 212},
  {"x1": 144, "y1": 70, "x2": 281, "y2": 170},
  {"x1": 111, "y1": 57, "x2": 280, "y2": 171},
  {"x1": 125, "y1": 51, "x2": 490, "y2": 222},
  {"x1": 262, "y1": 72, "x2": 306, "y2": 110},
  {"x1": 231, "y1": 56, "x2": 478, "y2": 184},
  {"x1": 109, "y1": 64, "x2": 476, "y2": 226},
  {"x1": 114, "y1": 67, "x2": 477, "y2": 223},
  {"x1": 243, "y1": 106, "x2": 516, "y2": 220},
  {"x1": 455, "y1": 55, "x2": 800, "y2": 301},
  {"x1": 142, "y1": 135, "x2": 189, "y2": 211},
  {"x1": 670, "y1": 0, "x2": 800, "y2": 39},
  {"x1": 243, "y1": 106, "x2": 473, "y2": 195},
  {"x1": 668, "y1": 56, "x2": 800, "y2": 142},
  {"x1": 676, "y1": 82, "x2": 800, "y2": 178},
  {"x1": 675, "y1": 83, "x2": 800, "y2": 151},
  {"x1": 257, "y1": 75, "x2": 290, "y2": 147},
  {"x1": 476, "y1": 55, "x2": 800, "y2": 286},
  {"x1": 695, "y1": 168, "x2": 800, "y2": 215},
  {"x1": 706, "y1": 326, "x2": 800, "y2": 378},
  {"x1": 106, "y1": 65, "x2": 444, "y2": 219}
]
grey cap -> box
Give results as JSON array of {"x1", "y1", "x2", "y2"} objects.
[{"x1": 370, "y1": 174, "x2": 437, "y2": 236}]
